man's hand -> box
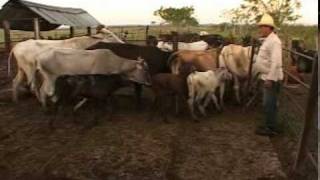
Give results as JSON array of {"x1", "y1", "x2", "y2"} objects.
[{"x1": 264, "y1": 80, "x2": 273, "y2": 88}]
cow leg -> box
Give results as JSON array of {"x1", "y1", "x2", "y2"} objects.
[
  {"x1": 86, "y1": 101, "x2": 99, "y2": 129},
  {"x1": 148, "y1": 96, "x2": 159, "y2": 121},
  {"x1": 12, "y1": 69, "x2": 26, "y2": 102},
  {"x1": 49, "y1": 103, "x2": 61, "y2": 129},
  {"x1": 134, "y1": 83, "x2": 143, "y2": 110},
  {"x1": 188, "y1": 96, "x2": 199, "y2": 121},
  {"x1": 201, "y1": 94, "x2": 213, "y2": 116},
  {"x1": 107, "y1": 96, "x2": 115, "y2": 121},
  {"x1": 211, "y1": 93, "x2": 221, "y2": 112},
  {"x1": 174, "y1": 95, "x2": 180, "y2": 115},
  {"x1": 161, "y1": 97, "x2": 169, "y2": 123},
  {"x1": 233, "y1": 76, "x2": 241, "y2": 104},
  {"x1": 219, "y1": 82, "x2": 226, "y2": 109},
  {"x1": 39, "y1": 81, "x2": 51, "y2": 110},
  {"x1": 197, "y1": 98, "x2": 207, "y2": 117}
]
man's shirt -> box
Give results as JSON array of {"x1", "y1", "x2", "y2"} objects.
[{"x1": 255, "y1": 32, "x2": 284, "y2": 81}]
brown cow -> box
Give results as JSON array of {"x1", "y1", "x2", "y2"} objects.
[{"x1": 168, "y1": 48, "x2": 220, "y2": 74}]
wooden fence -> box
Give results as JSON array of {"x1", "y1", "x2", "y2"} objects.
[{"x1": 281, "y1": 41, "x2": 318, "y2": 173}]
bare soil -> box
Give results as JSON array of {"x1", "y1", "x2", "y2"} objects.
[{"x1": 0, "y1": 53, "x2": 305, "y2": 180}]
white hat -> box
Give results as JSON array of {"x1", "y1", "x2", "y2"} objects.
[{"x1": 258, "y1": 14, "x2": 276, "y2": 28}]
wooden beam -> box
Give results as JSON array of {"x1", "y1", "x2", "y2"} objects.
[
  {"x1": 33, "y1": 18, "x2": 40, "y2": 39},
  {"x1": 145, "y1": 25, "x2": 149, "y2": 41},
  {"x1": 2, "y1": 20, "x2": 11, "y2": 54},
  {"x1": 69, "y1": 26, "x2": 74, "y2": 38},
  {"x1": 87, "y1": 27, "x2": 92, "y2": 36},
  {"x1": 172, "y1": 32, "x2": 178, "y2": 52},
  {"x1": 245, "y1": 39, "x2": 256, "y2": 95},
  {"x1": 294, "y1": 55, "x2": 318, "y2": 171}
]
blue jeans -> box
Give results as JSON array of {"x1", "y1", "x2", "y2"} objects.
[{"x1": 263, "y1": 81, "x2": 281, "y2": 129}]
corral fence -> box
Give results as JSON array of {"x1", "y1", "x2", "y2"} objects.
[
  {"x1": 0, "y1": 27, "x2": 91, "y2": 52},
  {"x1": 0, "y1": 25, "x2": 318, "y2": 176},
  {"x1": 0, "y1": 25, "x2": 222, "y2": 53},
  {"x1": 277, "y1": 38, "x2": 318, "y2": 175}
]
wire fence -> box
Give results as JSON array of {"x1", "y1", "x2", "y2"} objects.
[{"x1": 278, "y1": 39, "x2": 318, "y2": 173}]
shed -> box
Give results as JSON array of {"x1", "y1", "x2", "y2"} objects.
[
  {"x1": 0, "y1": 0, "x2": 102, "y2": 53},
  {"x1": 0, "y1": 0, "x2": 101, "y2": 31}
]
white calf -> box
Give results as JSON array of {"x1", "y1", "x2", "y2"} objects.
[{"x1": 187, "y1": 68, "x2": 232, "y2": 119}]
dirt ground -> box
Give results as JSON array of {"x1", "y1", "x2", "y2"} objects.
[
  {"x1": 0, "y1": 92, "x2": 287, "y2": 180},
  {"x1": 0, "y1": 53, "x2": 314, "y2": 180}
]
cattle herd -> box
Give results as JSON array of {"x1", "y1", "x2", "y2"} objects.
[{"x1": 8, "y1": 25, "x2": 265, "y2": 127}]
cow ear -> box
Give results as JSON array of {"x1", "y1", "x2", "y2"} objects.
[{"x1": 137, "y1": 57, "x2": 145, "y2": 64}]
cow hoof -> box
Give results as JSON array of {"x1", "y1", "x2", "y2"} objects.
[
  {"x1": 163, "y1": 118, "x2": 171, "y2": 124},
  {"x1": 217, "y1": 109, "x2": 223, "y2": 113},
  {"x1": 192, "y1": 117, "x2": 200, "y2": 123},
  {"x1": 193, "y1": 119, "x2": 200, "y2": 123},
  {"x1": 147, "y1": 117, "x2": 154, "y2": 122},
  {"x1": 201, "y1": 113, "x2": 207, "y2": 117}
]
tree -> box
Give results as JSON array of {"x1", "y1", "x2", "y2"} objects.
[
  {"x1": 154, "y1": 6, "x2": 199, "y2": 28},
  {"x1": 224, "y1": 0, "x2": 301, "y2": 27}
]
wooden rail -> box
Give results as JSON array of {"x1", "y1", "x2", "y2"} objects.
[
  {"x1": 283, "y1": 70, "x2": 310, "y2": 89},
  {"x1": 282, "y1": 47, "x2": 315, "y2": 61},
  {"x1": 293, "y1": 55, "x2": 318, "y2": 172}
]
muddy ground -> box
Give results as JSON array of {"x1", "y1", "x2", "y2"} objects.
[
  {"x1": 0, "y1": 92, "x2": 286, "y2": 180},
  {"x1": 0, "y1": 53, "x2": 316, "y2": 180}
]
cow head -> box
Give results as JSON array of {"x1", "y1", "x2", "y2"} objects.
[
  {"x1": 93, "y1": 24, "x2": 124, "y2": 43},
  {"x1": 127, "y1": 57, "x2": 152, "y2": 86},
  {"x1": 217, "y1": 67, "x2": 233, "y2": 81}
]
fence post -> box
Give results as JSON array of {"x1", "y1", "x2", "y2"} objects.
[
  {"x1": 145, "y1": 25, "x2": 149, "y2": 41},
  {"x1": 245, "y1": 38, "x2": 256, "y2": 94},
  {"x1": 172, "y1": 31, "x2": 178, "y2": 52},
  {"x1": 33, "y1": 18, "x2": 40, "y2": 39},
  {"x1": 69, "y1": 26, "x2": 74, "y2": 38},
  {"x1": 87, "y1": 27, "x2": 92, "y2": 36},
  {"x1": 293, "y1": 53, "x2": 318, "y2": 171},
  {"x1": 2, "y1": 20, "x2": 11, "y2": 54}
]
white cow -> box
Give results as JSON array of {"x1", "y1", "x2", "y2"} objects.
[
  {"x1": 187, "y1": 68, "x2": 232, "y2": 119},
  {"x1": 219, "y1": 44, "x2": 260, "y2": 103},
  {"x1": 9, "y1": 26, "x2": 124, "y2": 102},
  {"x1": 157, "y1": 40, "x2": 209, "y2": 52},
  {"x1": 35, "y1": 48, "x2": 150, "y2": 107}
]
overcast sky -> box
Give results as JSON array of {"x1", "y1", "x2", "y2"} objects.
[{"x1": 0, "y1": 0, "x2": 317, "y2": 25}]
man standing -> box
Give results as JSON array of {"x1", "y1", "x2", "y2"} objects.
[{"x1": 254, "y1": 14, "x2": 284, "y2": 136}]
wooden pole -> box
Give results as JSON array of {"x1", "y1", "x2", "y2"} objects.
[
  {"x1": 120, "y1": 27, "x2": 124, "y2": 39},
  {"x1": 145, "y1": 25, "x2": 149, "y2": 41},
  {"x1": 33, "y1": 18, "x2": 40, "y2": 39},
  {"x1": 172, "y1": 32, "x2": 178, "y2": 52},
  {"x1": 87, "y1": 27, "x2": 92, "y2": 36},
  {"x1": 69, "y1": 26, "x2": 74, "y2": 38},
  {"x1": 293, "y1": 52, "x2": 318, "y2": 171},
  {"x1": 245, "y1": 39, "x2": 256, "y2": 95},
  {"x1": 2, "y1": 20, "x2": 11, "y2": 54}
]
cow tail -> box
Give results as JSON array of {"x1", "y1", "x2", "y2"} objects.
[
  {"x1": 7, "y1": 49, "x2": 14, "y2": 77},
  {"x1": 167, "y1": 51, "x2": 179, "y2": 73},
  {"x1": 187, "y1": 74, "x2": 194, "y2": 101},
  {"x1": 32, "y1": 60, "x2": 42, "y2": 100}
]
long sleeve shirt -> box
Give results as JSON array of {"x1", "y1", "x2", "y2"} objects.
[{"x1": 254, "y1": 32, "x2": 284, "y2": 81}]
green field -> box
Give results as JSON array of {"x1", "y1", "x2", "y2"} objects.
[{"x1": 0, "y1": 24, "x2": 318, "y2": 50}]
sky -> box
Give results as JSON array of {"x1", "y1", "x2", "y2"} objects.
[{"x1": 0, "y1": 0, "x2": 318, "y2": 25}]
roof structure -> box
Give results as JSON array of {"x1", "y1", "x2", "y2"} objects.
[{"x1": 0, "y1": 0, "x2": 101, "y2": 31}]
